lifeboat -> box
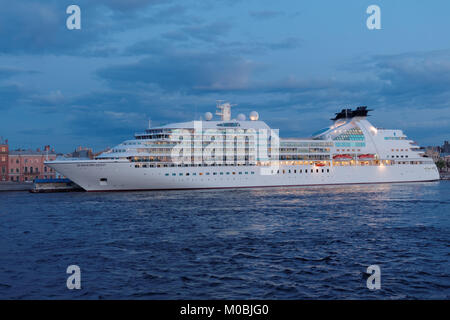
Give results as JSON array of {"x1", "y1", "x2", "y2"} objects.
[
  {"x1": 358, "y1": 154, "x2": 375, "y2": 159},
  {"x1": 315, "y1": 163, "x2": 326, "y2": 167},
  {"x1": 333, "y1": 154, "x2": 353, "y2": 160}
]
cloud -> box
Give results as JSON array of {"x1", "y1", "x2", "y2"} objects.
[
  {"x1": 0, "y1": 0, "x2": 182, "y2": 55},
  {"x1": 0, "y1": 83, "x2": 30, "y2": 110},
  {"x1": 97, "y1": 51, "x2": 262, "y2": 93},
  {"x1": 0, "y1": 67, "x2": 38, "y2": 80},
  {"x1": 249, "y1": 10, "x2": 283, "y2": 20}
]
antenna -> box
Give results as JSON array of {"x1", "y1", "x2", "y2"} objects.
[
  {"x1": 215, "y1": 100, "x2": 232, "y2": 121},
  {"x1": 148, "y1": 119, "x2": 151, "y2": 129}
]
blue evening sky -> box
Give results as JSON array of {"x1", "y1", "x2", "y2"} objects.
[{"x1": 0, "y1": 0, "x2": 449, "y2": 152}]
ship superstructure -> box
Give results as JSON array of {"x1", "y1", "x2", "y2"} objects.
[{"x1": 46, "y1": 103, "x2": 439, "y2": 191}]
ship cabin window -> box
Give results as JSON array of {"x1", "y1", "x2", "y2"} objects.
[
  {"x1": 288, "y1": 170, "x2": 291, "y2": 173},
  {"x1": 165, "y1": 173, "x2": 169, "y2": 176},
  {"x1": 251, "y1": 172, "x2": 255, "y2": 174},
  {"x1": 232, "y1": 172, "x2": 236, "y2": 175},
  {"x1": 213, "y1": 172, "x2": 217, "y2": 175},
  {"x1": 322, "y1": 169, "x2": 324, "y2": 173},
  {"x1": 179, "y1": 173, "x2": 183, "y2": 176},
  {"x1": 305, "y1": 169, "x2": 307, "y2": 173},
  {"x1": 100, "y1": 178, "x2": 107, "y2": 182},
  {"x1": 193, "y1": 173, "x2": 197, "y2": 176},
  {"x1": 220, "y1": 172, "x2": 223, "y2": 175},
  {"x1": 172, "y1": 173, "x2": 176, "y2": 176},
  {"x1": 327, "y1": 169, "x2": 330, "y2": 173},
  {"x1": 206, "y1": 172, "x2": 210, "y2": 175},
  {"x1": 316, "y1": 169, "x2": 319, "y2": 173},
  {"x1": 245, "y1": 172, "x2": 248, "y2": 174},
  {"x1": 238, "y1": 172, "x2": 242, "y2": 175},
  {"x1": 226, "y1": 172, "x2": 230, "y2": 175},
  {"x1": 282, "y1": 170, "x2": 285, "y2": 174},
  {"x1": 300, "y1": 169, "x2": 302, "y2": 173},
  {"x1": 294, "y1": 170, "x2": 297, "y2": 173},
  {"x1": 186, "y1": 173, "x2": 190, "y2": 176}
]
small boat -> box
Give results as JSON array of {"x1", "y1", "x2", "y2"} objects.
[
  {"x1": 358, "y1": 154, "x2": 375, "y2": 159},
  {"x1": 333, "y1": 154, "x2": 353, "y2": 160},
  {"x1": 315, "y1": 163, "x2": 326, "y2": 167}
]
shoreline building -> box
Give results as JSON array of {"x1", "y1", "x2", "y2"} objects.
[
  {"x1": 9, "y1": 146, "x2": 57, "y2": 182},
  {"x1": 0, "y1": 137, "x2": 8, "y2": 181}
]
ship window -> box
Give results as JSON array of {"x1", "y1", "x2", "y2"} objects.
[
  {"x1": 193, "y1": 173, "x2": 197, "y2": 176},
  {"x1": 232, "y1": 172, "x2": 236, "y2": 175},
  {"x1": 316, "y1": 169, "x2": 319, "y2": 173},
  {"x1": 226, "y1": 172, "x2": 230, "y2": 175},
  {"x1": 294, "y1": 170, "x2": 297, "y2": 173},
  {"x1": 165, "y1": 173, "x2": 169, "y2": 176},
  {"x1": 245, "y1": 172, "x2": 248, "y2": 174},
  {"x1": 186, "y1": 173, "x2": 190, "y2": 176},
  {"x1": 288, "y1": 170, "x2": 291, "y2": 173},
  {"x1": 305, "y1": 169, "x2": 307, "y2": 173},
  {"x1": 206, "y1": 172, "x2": 210, "y2": 175},
  {"x1": 282, "y1": 170, "x2": 285, "y2": 174},
  {"x1": 322, "y1": 169, "x2": 324, "y2": 173},
  {"x1": 239, "y1": 172, "x2": 242, "y2": 175},
  {"x1": 172, "y1": 173, "x2": 176, "y2": 176},
  {"x1": 213, "y1": 172, "x2": 217, "y2": 175},
  {"x1": 179, "y1": 173, "x2": 183, "y2": 176},
  {"x1": 220, "y1": 172, "x2": 223, "y2": 175},
  {"x1": 300, "y1": 169, "x2": 302, "y2": 173}
]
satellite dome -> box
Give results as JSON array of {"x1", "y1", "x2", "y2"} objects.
[
  {"x1": 237, "y1": 113, "x2": 246, "y2": 121},
  {"x1": 249, "y1": 111, "x2": 259, "y2": 121},
  {"x1": 204, "y1": 112, "x2": 213, "y2": 121}
]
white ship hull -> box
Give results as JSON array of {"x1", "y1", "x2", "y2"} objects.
[{"x1": 47, "y1": 160, "x2": 440, "y2": 192}]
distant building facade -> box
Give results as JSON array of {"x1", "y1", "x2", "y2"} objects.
[
  {"x1": 425, "y1": 146, "x2": 441, "y2": 162},
  {"x1": 442, "y1": 141, "x2": 450, "y2": 155},
  {"x1": 8, "y1": 145, "x2": 57, "y2": 182},
  {"x1": 0, "y1": 137, "x2": 8, "y2": 181},
  {"x1": 67, "y1": 146, "x2": 94, "y2": 159}
]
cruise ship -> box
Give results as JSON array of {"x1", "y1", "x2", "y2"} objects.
[{"x1": 46, "y1": 103, "x2": 439, "y2": 191}]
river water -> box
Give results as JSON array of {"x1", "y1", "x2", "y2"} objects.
[{"x1": 0, "y1": 181, "x2": 449, "y2": 299}]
